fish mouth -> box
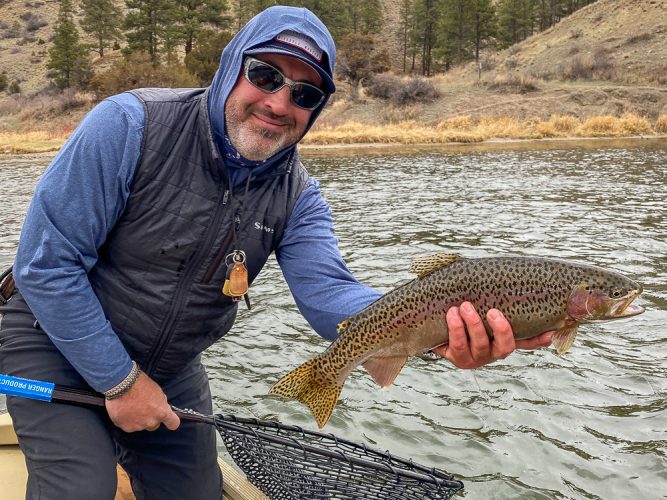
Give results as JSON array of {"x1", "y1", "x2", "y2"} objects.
[{"x1": 609, "y1": 288, "x2": 644, "y2": 318}]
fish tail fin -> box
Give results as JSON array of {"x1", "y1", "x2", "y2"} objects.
[{"x1": 269, "y1": 359, "x2": 342, "y2": 429}]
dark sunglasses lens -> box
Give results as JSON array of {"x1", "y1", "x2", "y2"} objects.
[
  {"x1": 247, "y1": 63, "x2": 283, "y2": 91},
  {"x1": 291, "y1": 84, "x2": 324, "y2": 110}
]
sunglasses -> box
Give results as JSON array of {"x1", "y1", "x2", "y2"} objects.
[{"x1": 243, "y1": 57, "x2": 326, "y2": 110}]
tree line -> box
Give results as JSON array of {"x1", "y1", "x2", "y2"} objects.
[{"x1": 48, "y1": 0, "x2": 597, "y2": 90}]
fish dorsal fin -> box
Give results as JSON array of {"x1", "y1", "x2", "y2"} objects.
[
  {"x1": 552, "y1": 325, "x2": 579, "y2": 354},
  {"x1": 362, "y1": 356, "x2": 408, "y2": 388},
  {"x1": 409, "y1": 253, "x2": 460, "y2": 279},
  {"x1": 336, "y1": 318, "x2": 351, "y2": 336}
]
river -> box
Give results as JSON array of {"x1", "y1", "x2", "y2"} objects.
[{"x1": 1, "y1": 139, "x2": 666, "y2": 499}]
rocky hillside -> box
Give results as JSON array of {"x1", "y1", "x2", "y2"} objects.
[
  {"x1": 0, "y1": 0, "x2": 666, "y2": 131},
  {"x1": 459, "y1": 0, "x2": 667, "y2": 86}
]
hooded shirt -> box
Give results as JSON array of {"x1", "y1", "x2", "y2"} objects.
[{"x1": 12, "y1": 6, "x2": 381, "y2": 393}]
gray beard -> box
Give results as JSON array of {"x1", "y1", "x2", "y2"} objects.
[{"x1": 225, "y1": 106, "x2": 302, "y2": 161}]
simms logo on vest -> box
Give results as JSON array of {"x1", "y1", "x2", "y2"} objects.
[
  {"x1": 254, "y1": 221, "x2": 274, "y2": 234},
  {"x1": 275, "y1": 31, "x2": 323, "y2": 62}
]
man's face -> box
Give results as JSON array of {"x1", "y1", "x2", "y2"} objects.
[{"x1": 225, "y1": 53, "x2": 323, "y2": 161}]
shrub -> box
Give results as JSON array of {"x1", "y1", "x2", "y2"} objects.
[
  {"x1": 549, "y1": 115, "x2": 580, "y2": 133},
  {"x1": 655, "y1": 115, "x2": 667, "y2": 134},
  {"x1": 8, "y1": 80, "x2": 21, "y2": 95},
  {"x1": 0, "y1": 73, "x2": 7, "y2": 92},
  {"x1": 648, "y1": 66, "x2": 667, "y2": 85},
  {"x1": 2, "y1": 21, "x2": 22, "y2": 39},
  {"x1": 536, "y1": 115, "x2": 580, "y2": 138},
  {"x1": 390, "y1": 76, "x2": 440, "y2": 106},
  {"x1": 365, "y1": 73, "x2": 440, "y2": 106},
  {"x1": 562, "y1": 49, "x2": 615, "y2": 80},
  {"x1": 365, "y1": 72, "x2": 401, "y2": 100},
  {"x1": 579, "y1": 116, "x2": 623, "y2": 136},
  {"x1": 89, "y1": 52, "x2": 198, "y2": 98},
  {"x1": 436, "y1": 115, "x2": 475, "y2": 131},
  {"x1": 20, "y1": 12, "x2": 47, "y2": 32},
  {"x1": 25, "y1": 15, "x2": 48, "y2": 32},
  {"x1": 625, "y1": 32, "x2": 652, "y2": 45},
  {"x1": 620, "y1": 113, "x2": 652, "y2": 135},
  {"x1": 488, "y1": 73, "x2": 540, "y2": 93}
]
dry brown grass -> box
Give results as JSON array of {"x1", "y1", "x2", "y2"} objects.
[
  {"x1": 2, "y1": 111, "x2": 662, "y2": 154},
  {"x1": 655, "y1": 115, "x2": 667, "y2": 134},
  {"x1": 435, "y1": 115, "x2": 475, "y2": 131},
  {"x1": 303, "y1": 113, "x2": 660, "y2": 146},
  {"x1": 302, "y1": 120, "x2": 484, "y2": 145},
  {"x1": 0, "y1": 130, "x2": 68, "y2": 153},
  {"x1": 487, "y1": 73, "x2": 541, "y2": 93},
  {"x1": 579, "y1": 116, "x2": 625, "y2": 137}
]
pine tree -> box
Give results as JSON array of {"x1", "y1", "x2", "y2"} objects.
[
  {"x1": 412, "y1": 0, "x2": 438, "y2": 76},
  {"x1": 180, "y1": 0, "x2": 230, "y2": 54},
  {"x1": 124, "y1": 0, "x2": 182, "y2": 64},
  {"x1": 438, "y1": 0, "x2": 471, "y2": 69},
  {"x1": 469, "y1": 0, "x2": 496, "y2": 62},
  {"x1": 294, "y1": 0, "x2": 351, "y2": 40},
  {"x1": 184, "y1": 29, "x2": 232, "y2": 85},
  {"x1": 348, "y1": 0, "x2": 382, "y2": 34},
  {"x1": 496, "y1": 0, "x2": 535, "y2": 48},
  {"x1": 80, "y1": 0, "x2": 123, "y2": 57},
  {"x1": 397, "y1": 0, "x2": 413, "y2": 73},
  {"x1": 47, "y1": 0, "x2": 89, "y2": 88}
]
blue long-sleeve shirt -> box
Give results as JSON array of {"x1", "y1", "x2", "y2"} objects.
[{"x1": 14, "y1": 93, "x2": 381, "y2": 393}]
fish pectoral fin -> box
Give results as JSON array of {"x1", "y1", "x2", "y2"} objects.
[
  {"x1": 552, "y1": 325, "x2": 579, "y2": 354},
  {"x1": 362, "y1": 356, "x2": 408, "y2": 388},
  {"x1": 409, "y1": 253, "x2": 460, "y2": 279},
  {"x1": 270, "y1": 359, "x2": 342, "y2": 429}
]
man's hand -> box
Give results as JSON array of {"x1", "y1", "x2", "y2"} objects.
[
  {"x1": 105, "y1": 371, "x2": 180, "y2": 432},
  {"x1": 432, "y1": 301, "x2": 554, "y2": 369}
]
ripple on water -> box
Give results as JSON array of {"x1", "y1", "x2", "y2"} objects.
[{"x1": 2, "y1": 141, "x2": 666, "y2": 498}]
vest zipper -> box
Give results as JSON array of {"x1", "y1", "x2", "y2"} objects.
[
  {"x1": 144, "y1": 186, "x2": 230, "y2": 377},
  {"x1": 202, "y1": 210, "x2": 240, "y2": 284},
  {"x1": 202, "y1": 172, "x2": 251, "y2": 284}
]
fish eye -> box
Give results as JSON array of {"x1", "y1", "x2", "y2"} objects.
[{"x1": 611, "y1": 289, "x2": 623, "y2": 298}]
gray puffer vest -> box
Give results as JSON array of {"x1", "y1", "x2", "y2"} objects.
[{"x1": 88, "y1": 87, "x2": 309, "y2": 382}]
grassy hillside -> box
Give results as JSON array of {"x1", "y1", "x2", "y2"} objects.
[{"x1": 0, "y1": 0, "x2": 666, "y2": 152}]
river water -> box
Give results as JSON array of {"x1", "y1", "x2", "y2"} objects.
[{"x1": 1, "y1": 139, "x2": 665, "y2": 499}]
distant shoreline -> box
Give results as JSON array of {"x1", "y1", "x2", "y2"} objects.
[
  {"x1": 2, "y1": 134, "x2": 665, "y2": 160},
  {"x1": 298, "y1": 135, "x2": 667, "y2": 156}
]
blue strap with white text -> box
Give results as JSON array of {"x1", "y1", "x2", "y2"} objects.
[{"x1": 0, "y1": 374, "x2": 54, "y2": 401}]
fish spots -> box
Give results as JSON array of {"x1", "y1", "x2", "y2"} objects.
[{"x1": 272, "y1": 255, "x2": 643, "y2": 427}]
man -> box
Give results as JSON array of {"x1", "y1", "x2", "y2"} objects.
[{"x1": 0, "y1": 6, "x2": 553, "y2": 500}]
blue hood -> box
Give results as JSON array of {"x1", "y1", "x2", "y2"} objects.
[{"x1": 208, "y1": 6, "x2": 336, "y2": 165}]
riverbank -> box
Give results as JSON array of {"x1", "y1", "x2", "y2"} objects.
[
  {"x1": 2, "y1": 113, "x2": 666, "y2": 155},
  {"x1": 3, "y1": 134, "x2": 666, "y2": 161}
]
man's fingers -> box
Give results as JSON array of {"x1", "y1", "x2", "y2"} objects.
[
  {"x1": 459, "y1": 302, "x2": 490, "y2": 360},
  {"x1": 486, "y1": 309, "x2": 515, "y2": 359},
  {"x1": 163, "y1": 409, "x2": 181, "y2": 431},
  {"x1": 445, "y1": 306, "x2": 471, "y2": 359}
]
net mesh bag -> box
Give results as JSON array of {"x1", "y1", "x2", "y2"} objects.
[{"x1": 214, "y1": 414, "x2": 464, "y2": 500}]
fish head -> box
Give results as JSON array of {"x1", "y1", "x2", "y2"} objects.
[{"x1": 566, "y1": 272, "x2": 644, "y2": 322}]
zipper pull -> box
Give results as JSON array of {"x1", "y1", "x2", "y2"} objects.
[{"x1": 222, "y1": 189, "x2": 229, "y2": 205}]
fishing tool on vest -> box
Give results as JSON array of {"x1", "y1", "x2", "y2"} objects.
[
  {"x1": 222, "y1": 250, "x2": 251, "y2": 310},
  {"x1": 0, "y1": 374, "x2": 464, "y2": 499}
]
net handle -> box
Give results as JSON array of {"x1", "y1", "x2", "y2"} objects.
[{"x1": 0, "y1": 375, "x2": 461, "y2": 489}]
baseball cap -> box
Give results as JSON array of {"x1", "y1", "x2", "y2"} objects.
[{"x1": 244, "y1": 31, "x2": 335, "y2": 94}]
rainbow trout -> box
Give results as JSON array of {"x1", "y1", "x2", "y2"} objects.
[{"x1": 270, "y1": 254, "x2": 644, "y2": 428}]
